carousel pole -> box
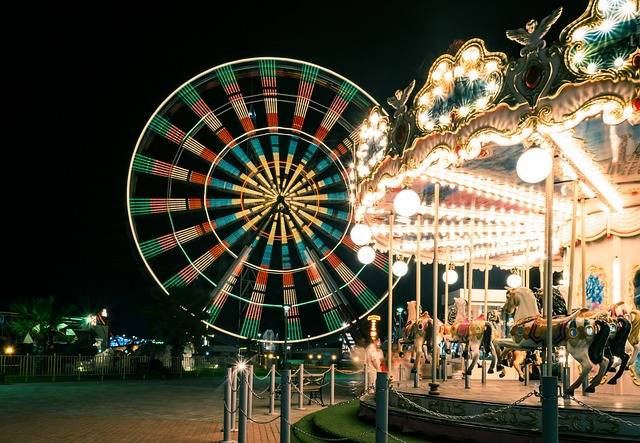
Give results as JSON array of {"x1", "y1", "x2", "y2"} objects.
[
  {"x1": 467, "y1": 225, "x2": 473, "y2": 319},
  {"x1": 416, "y1": 215, "x2": 422, "y2": 323},
  {"x1": 542, "y1": 150, "x2": 558, "y2": 443},
  {"x1": 568, "y1": 181, "x2": 578, "y2": 311},
  {"x1": 429, "y1": 183, "x2": 440, "y2": 395},
  {"x1": 442, "y1": 249, "x2": 450, "y2": 382},
  {"x1": 387, "y1": 212, "x2": 394, "y2": 374},
  {"x1": 444, "y1": 250, "x2": 450, "y2": 328},
  {"x1": 415, "y1": 214, "x2": 422, "y2": 389},
  {"x1": 482, "y1": 250, "x2": 489, "y2": 386},
  {"x1": 580, "y1": 198, "x2": 587, "y2": 308}
]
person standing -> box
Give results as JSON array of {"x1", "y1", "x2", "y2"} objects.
[{"x1": 365, "y1": 337, "x2": 383, "y2": 391}]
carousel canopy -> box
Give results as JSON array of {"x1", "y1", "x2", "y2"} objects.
[{"x1": 353, "y1": 0, "x2": 639, "y2": 270}]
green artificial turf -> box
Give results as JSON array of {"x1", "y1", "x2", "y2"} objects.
[{"x1": 292, "y1": 400, "x2": 435, "y2": 443}]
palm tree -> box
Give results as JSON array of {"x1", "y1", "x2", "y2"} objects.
[{"x1": 10, "y1": 296, "x2": 75, "y2": 354}]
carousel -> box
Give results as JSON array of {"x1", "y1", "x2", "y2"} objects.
[{"x1": 351, "y1": 1, "x2": 640, "y2": 441}]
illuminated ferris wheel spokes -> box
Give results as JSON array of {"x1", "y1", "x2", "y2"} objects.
[{"x1": 128, "y1": 58, "x2": 395, "y2": 342}]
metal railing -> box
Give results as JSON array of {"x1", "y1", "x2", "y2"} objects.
[{"x1": 0, "y1": 354, "x2": 215, "y2": 381}]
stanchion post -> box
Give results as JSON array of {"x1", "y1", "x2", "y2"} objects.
[
  {"x1": 230, "y1": 367, "x2": 238, "y2": 431},
  {"x1": 297, "y1": 363, "x2": 304, "y2": 410},
  {"x1": 524, "y1": 363, "x2": 529, "y2": 386},
  {"x1": 364, "y1": 362, "x2": 369, "y2": 392},
  {"x1": 269, "y1": 364, "x2": 276, "y2": 415},
  {"x1": 375, "y1": 371, "x2": 388, "y2": 443},
  {"x1": 247, "y1": 364, "x2": 253, "y2": 419},
  {"x1": 280, "y1": 369, "x2": 291, "y2": 443},
  {"x1": 398, "y1": 364, "x2": 404, "y2": 385},
  {"x1": 330, "y1": 364, "x2": 335, "y2": 405},
  {"x1": 238, "y1": 369, "x2": 248, "y2": 443},
  {"x1": 223, "y1": 366, "x2": 233, "y2": 443}
]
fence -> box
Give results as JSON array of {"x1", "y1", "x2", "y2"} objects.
[{"x1": 0, "y1": 354, "x2": 215, "y2": 381}]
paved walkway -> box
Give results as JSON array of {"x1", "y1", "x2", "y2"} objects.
[{"x1": 0, "y1": 376, "x2": 356, "y2": 442}]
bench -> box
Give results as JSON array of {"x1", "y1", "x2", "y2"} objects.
[{"x1": 274, "y1": 370, "x2": 327, "y2": 406}]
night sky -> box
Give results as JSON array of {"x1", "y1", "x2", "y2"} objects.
[{"x1": 4, "y1": 1, "x2": 582, "y2": 336}]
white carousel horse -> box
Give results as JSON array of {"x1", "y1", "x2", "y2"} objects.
[
  {"x1": 447, "y1": 297, "x2": 497, "y2": 376},
  {"x1": 495, "y1": 287, "x2": 611, "y2": 394}
]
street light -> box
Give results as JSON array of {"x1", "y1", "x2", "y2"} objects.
[{"x1": 283, "y1": 304, "x2": 291, "y2": 368}]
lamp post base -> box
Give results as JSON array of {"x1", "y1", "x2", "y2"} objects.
[{"x1": 428, "y1": 382, "x2": 440, "y2": 395}]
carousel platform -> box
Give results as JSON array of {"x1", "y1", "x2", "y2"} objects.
[{"x1": 359, "y1": 377, "x2": 640, "y2": 443}]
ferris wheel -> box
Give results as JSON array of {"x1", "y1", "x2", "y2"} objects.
[{"x1": 127, "y1": 58, "x2": 395, "y2": 342}]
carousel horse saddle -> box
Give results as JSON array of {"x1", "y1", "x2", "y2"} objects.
[{"x1": 510, "y1": 315, "x2": 572, "y2": 345}]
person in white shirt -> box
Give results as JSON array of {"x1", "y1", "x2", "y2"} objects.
[{"x1": 365, "y1": 337, "x2": 383, "y2": 390}]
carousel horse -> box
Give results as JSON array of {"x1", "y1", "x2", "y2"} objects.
[
  {"x1": 608, "y1": 301, "x2": 640, "y2": 372},
  {"x1": 488, "y1": 308, "x2": 531, "y2": 381},
  {"x1": 447, "y1": 297, "x2": 496, "y2": 375},
  {"x1": 399, "y1": 301, "x2": 431, "y2": 374},
  {"x1": 495, "y1": 287, "x2": 610, "y2": 394},
  {"x1": 400, "y1": 301, "x2": 449, "y2": 374},
  {"x1": 533, "y1": 287, "x2": 568, "y2": 316}
]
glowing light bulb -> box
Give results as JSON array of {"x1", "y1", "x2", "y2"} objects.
[
  {"x1": 468, "y1": 69, "x2": 479, "y2": 81},
  {"x1": 506, "y1": 273, "x2": 522, "y2": 288},
  {"x1": 485, "y1": 60, "x2": 498, "y2": 72},
  {"x1": 458, "y1": 106, "x2": 470, "y2": 117},
  {"x1": 392, "y1": 260, "x2": 409, "y2": 277},
  {"x1": 613, "y1": 57, "x2": 624, "y2": 68},
  {"x1": 350, "y1": 223, "x2": 372, "y2": 246},
  {"x1": 442, "y1": 269, "x2": 458, "y2": 284},
  {"x1": 357, "y1": 246, "x2": 376, "y2": 264},
  {"x1": 599, "y1": 19, "x2": 614, "y2": 33},
  {"x1": 587, "y1": 62, "x2": 598, "y2": 74},
  {"x1": 573, "y1": 27, "x2": 588, "y2": 41},
  {"x1": 516, "y1": 147, "x2": 552, "y2": 183},
  {"x1": 573, "y1": 50, "x2": 585, "y2": 64},
  {"x1": 393, "y1": 189, "x2": 421, "y2": 217}
]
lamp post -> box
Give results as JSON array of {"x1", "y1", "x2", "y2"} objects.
[{"x1": 283, "y1": 304, "x2": 291, "y2": 369}]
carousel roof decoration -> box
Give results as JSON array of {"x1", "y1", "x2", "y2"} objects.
[
  {"x1": 562, "y1": 0, "x2": 640, "y2": 79},
  {"x1": 353, "y1": 0, "x2": 639, "y2": 269},
  {"x1": 414, "y1": 40, "x2": 508, "y2": 135}
]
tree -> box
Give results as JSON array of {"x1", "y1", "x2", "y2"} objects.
[
  {"x1": 144, "y1": 288, "x2": 209, "y2": 358},
  {"x1": 10, "y1": 296, "x2": 76, "y2": 354}
]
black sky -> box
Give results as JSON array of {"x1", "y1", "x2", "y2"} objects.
[{"x1": 4, "y1": 1, "x2": 582, "y2": 334}]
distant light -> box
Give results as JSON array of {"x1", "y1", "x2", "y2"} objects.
[
  {"x1": 236, "y1": 361, "x2": 247, "y2": 371},
  {"x1": 506, "y1": 273, "x2": 523, "y2": 288},
  {"x1": 4, "y1": 345, "x2": 15, "y2": 355},
  {"x1": 308, "y1": 354, "x2": 314, "y2": 359},
  {"x1": 353, "y1": 356, "x2": 360, "y2": 363},
  {"x1": 331, "y1": 355, "x2": 337, "y2": 361},
  {"x1": 316, "y1": 354, "x2": 322, "y2": 359},
  {"x1": 101, "y1": 308, "x2": 108, "y2": 317}
]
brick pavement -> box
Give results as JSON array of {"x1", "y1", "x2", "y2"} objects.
[{"x1": 0, "y1": 377, "x2": 355, "y2": 442}]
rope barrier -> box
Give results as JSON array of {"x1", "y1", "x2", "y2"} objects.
[
  {"x1": 392, "y1": 388, "x2": 539, "y2": 421},
  {"x1": 568, "y1": 395, "x2": 640, "y2": 430},
  {"x1": 334, "y1": 368, "x2": 363, "y2": 374}
]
